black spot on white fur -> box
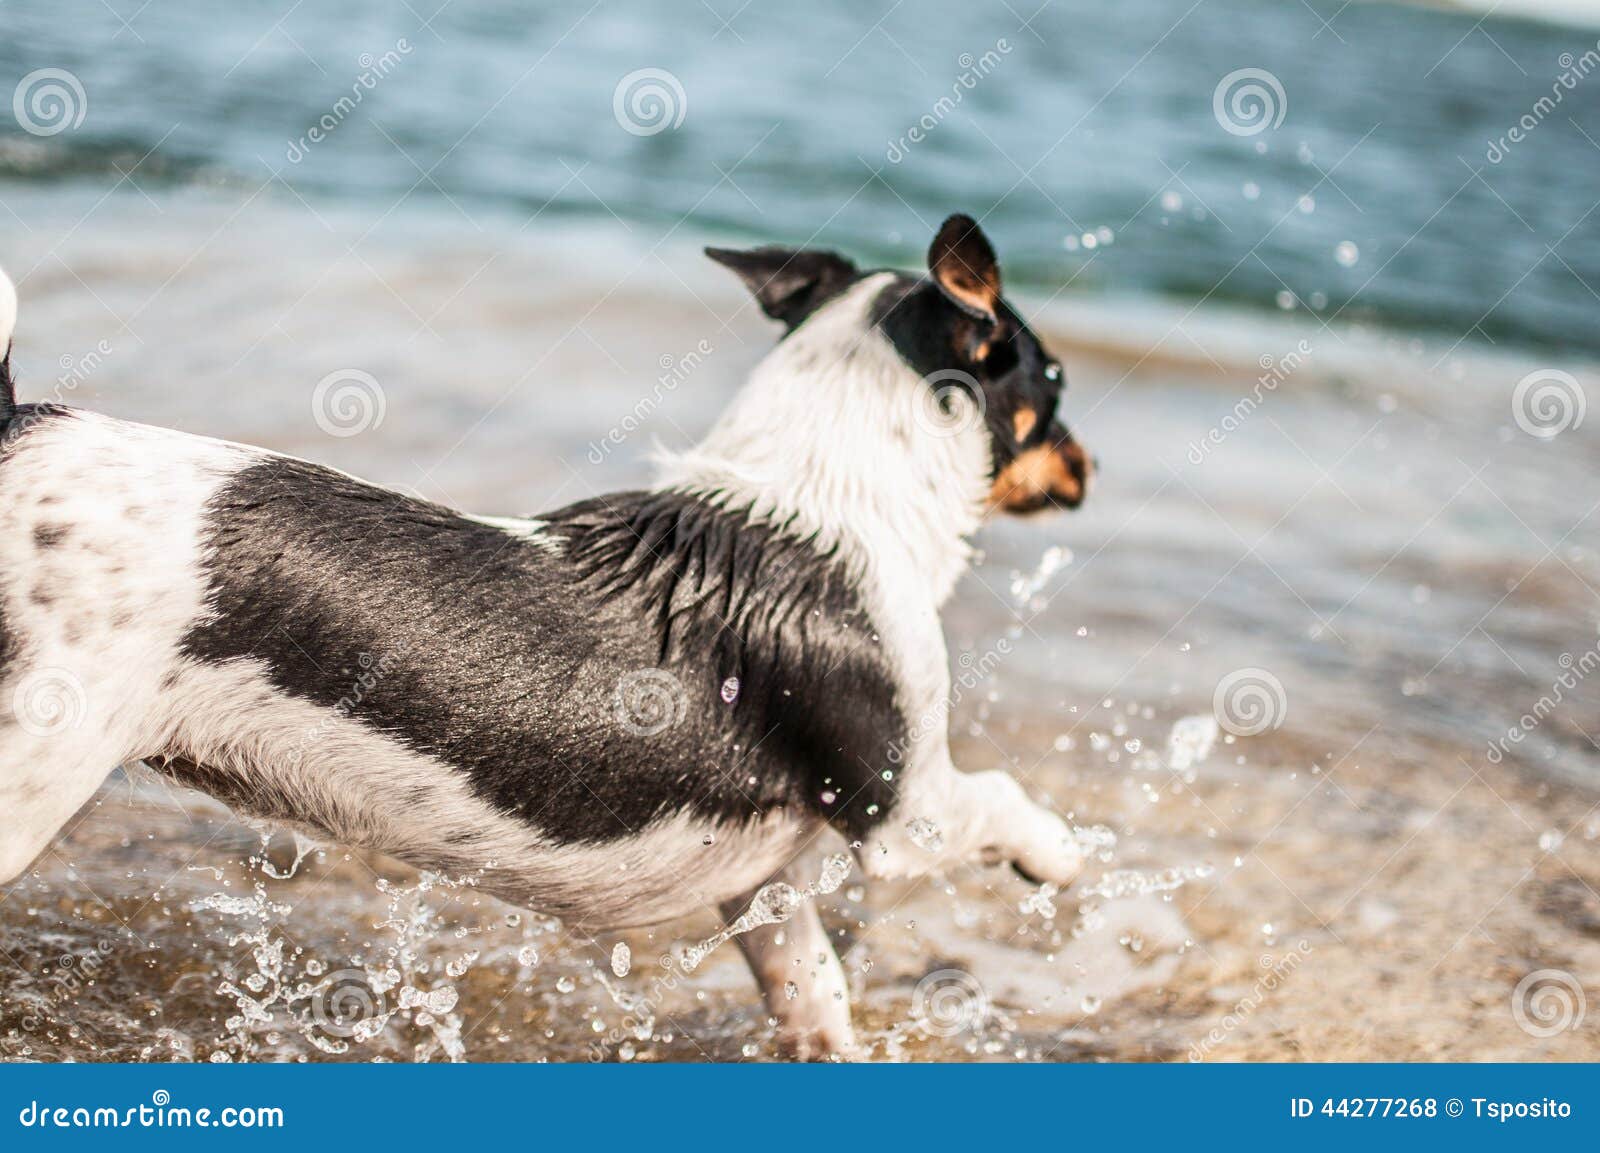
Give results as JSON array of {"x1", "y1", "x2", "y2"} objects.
[
  {"x1": 32, "y1": 522, "x2": 69, "y2": 549},
  {"x1": 181, "y1": 457, "x2": 906, "y2": 843}
]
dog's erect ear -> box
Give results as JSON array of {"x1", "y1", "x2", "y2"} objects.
[
  {"x1": 704, "y1": 246, "x2": 859, "y2": 331},
  {"x1": 928, "y1": 213, "x2": 1001, "y2": 324}
]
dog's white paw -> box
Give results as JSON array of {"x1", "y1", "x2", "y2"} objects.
[{"x1": 1013, "y1": 811, "x2": 1085, "y2": 887}]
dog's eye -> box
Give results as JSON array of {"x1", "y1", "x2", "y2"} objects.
[{"x1": 1044, "y1": 363, "x2": 1063, "y2": 383}]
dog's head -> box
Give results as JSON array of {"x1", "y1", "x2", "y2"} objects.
[{"x1": 707, "y1": 214, "x2": 1091, "y2": 517}]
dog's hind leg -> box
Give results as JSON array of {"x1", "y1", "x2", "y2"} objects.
[
  {"x1": 0, "y1": 720, "x2": 119, "y2": 884},
  {"x1": 722, "y1": 867, "x2": 855, "y2": 1061}
]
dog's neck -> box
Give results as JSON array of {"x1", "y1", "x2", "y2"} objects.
[{"x1": 658, "y1": 274, "x2": 990, "y2": 608}]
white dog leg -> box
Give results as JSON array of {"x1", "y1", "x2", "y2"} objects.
[
  {"x1": 859, "y1": 760, "x2": 1083, "y2": 885},
  {"x1": 722, "y1": 870, "x2": 855, "y2": 1060}
]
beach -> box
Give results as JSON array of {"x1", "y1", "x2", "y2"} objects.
[{"x1": 2, "y1": 0, "x2": 1598, "y2": 1061}]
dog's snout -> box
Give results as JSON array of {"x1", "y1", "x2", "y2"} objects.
[{"x1": 988, "y1": 423, "x2": 1091, "y2": 515}]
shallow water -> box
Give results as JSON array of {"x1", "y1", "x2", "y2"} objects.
[{"x1": 1, "y1": 186, "x2": 1596, "y2": 1061}]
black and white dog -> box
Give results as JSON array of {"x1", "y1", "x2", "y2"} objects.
[{"x1": 0, "y1": 214, "x2": 1091, "y2": 1058}]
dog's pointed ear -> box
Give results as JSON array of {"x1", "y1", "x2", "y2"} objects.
[
  {"x1": 928, "y1": 213, "x2": 1001, "y2": 323},
  {"x1": 704, "y1": 246, "x2": 859, "y2": 331}
]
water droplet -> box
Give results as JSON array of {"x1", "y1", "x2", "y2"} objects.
[
  {"x1": 784, "y1": 981, "x2": 799, "y2": 1001},
  {"x1": 611, "y1": 943, "x2": 631, "y2": 977},
  {"x1": 517, "y1": 946, "x2": 540, "y2": 966},
  {"x1": 720, "y1": 676, "x2": 740, "y2": 704},
  {"x1": 816, "y1": 853, "x2": 852, "y2": 894},
  {"x1": 1335, "y1": 240, "x2": 1359, "y2": 267},
  {"x1": 906, "y1": 817, "x2": 945, "y2": 853},
  {"x1": 1080, "y1": 994, "x2": 1102, "y2": 1014},
  {"x1": 556, "y1": 976, "x2": 576, "y2": 994}
]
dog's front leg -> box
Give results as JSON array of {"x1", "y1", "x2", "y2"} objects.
[
  {"x1": 721, "y1": 868, "x2": 855, "y2": 1061},
  {"x1": 858, "y1": 757, "x2": 1083, "y2": 885}
]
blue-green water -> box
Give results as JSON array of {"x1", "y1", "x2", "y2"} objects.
[
  {"x1": 2, "y1": 0, "x2": 1600, "y2": 1067},
  {"x1": 2, "y1": 0, "x2": 1597, "y2": 354}
]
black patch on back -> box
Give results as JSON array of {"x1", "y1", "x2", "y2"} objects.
[{"x1": 181, "y1": 458, "x2": 905, "y2": 843}]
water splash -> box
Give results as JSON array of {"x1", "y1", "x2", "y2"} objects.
[
  {"x1": 1081, "y1": 864, "x2": 1214, "y2": 901},
  {"x1": 1009, "y1": 545, "x2": 1072, "y2": 610},
  {"x1": 678, "y1": 853, "x2": 852, "y2": 972}
]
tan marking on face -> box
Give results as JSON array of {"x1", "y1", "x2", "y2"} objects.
[
  {"x1": 1012, "y1": 407, "x2": 1037, "y2": 443},
  {"x1": 988, "y1": 441, "x2": 1086, "y2": 513}
]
